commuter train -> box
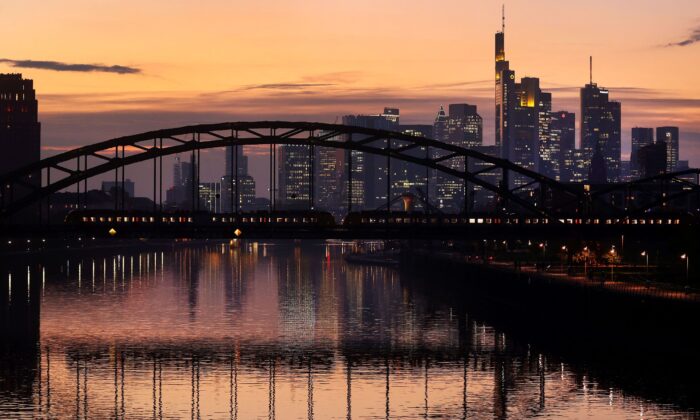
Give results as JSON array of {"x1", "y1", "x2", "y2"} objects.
[
  {"x1": 341, "y1": 210, "x2": 686, "y2": 227},
  {"x1": 65, "y1": 209, "x2": 337, "y2": 228}
]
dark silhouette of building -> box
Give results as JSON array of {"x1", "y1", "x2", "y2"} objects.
[
  {"x1": 0, "y1": 74, "x2": 40, "y2": 178},
  {"x1": 166, "y1": 156, "x2": 196, "y2": 209},
  {"x1": 222, "y1": 146, "x2": 256, "y2": 211},
  {"x1": 656, "y1": 126, "x2": 679, "y2": 173},
  {"x1": 638, "y1": 141, "x2": 667, "y2": 178},
  {"x1": 580, "y1": 59, "x2": 621, "y2": 182},
  {"x1": 588, "y1": 143, "x2": 608, "y2": 183},
  {"x1": 631, "y1": 127, "x2": 654, "y2": 178},
  {"x1": 101, "y1": 179, "x2": 135, "y2": 198}
]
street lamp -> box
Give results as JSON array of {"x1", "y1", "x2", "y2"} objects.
[
  {"x1": 583, "y1": 246, "x2": 589, "y2": 278},
  {"x1": 561, "y1": 245, "x2": 567, "y2": 273},
  {"x1": 681, "y1": 254, "x2": 689, "y2": 283},
  {"x1": 641, "y1": 251, "x2": 648, "y2": 273},
  {"x1": 609, "y1": 247, "x2": 616, "y2": 281}
]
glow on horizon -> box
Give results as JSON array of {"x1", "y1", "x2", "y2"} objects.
[{"x1": 1, "y1": 0, "x2": 699, "y2": 194}]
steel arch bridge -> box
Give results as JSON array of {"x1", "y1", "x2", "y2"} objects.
[{"x1": 1, "y1": 121, "x2": 695, "y2": 223}]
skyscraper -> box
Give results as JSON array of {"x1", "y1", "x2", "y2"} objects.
[
  {"x1": 166, "y1": 155, "x2": 196, "y2": 209},
  {"x1": 494, "y1": 8, "x2": 511, "y2": 152},
  {"x1": 396, "y1": 124, "x2": 431, "y2": 209},
  {"x1": 550, "y1": 111, "x2": 575, "y2": 181},
  {"x1": 315, "y1": 144, "x2": 345, "y2": 216},
  {"x1": 638, "y1": 142, "x2": 667, "y2": 178},
  {"x1": 656, "y1": 126, "x2": 679, "y2": 173},
  {"x1": 342, "y1": 112, "x2": 398, "y2": 210},
  {"x1": 0, "y1": 74, "x2": 41, "y2": 192},
  {"x1": 222, "y1": 146, "x2": 256, "y2": 211},
  {"x1": 277, "y1": 144, "x2": 312, "y2": 209},
  {"x1": 631, "y1": 127, "x2": 654, "y2": 178},
  {"x1": 580, "y1": 60, "x2": 621, "y2": 182},
  {"x1": 494, "y1": 23, "x2": 551, "y2": 187},
  {"x1": 436, "y1": 104, "x2": 483, "y2": 210}
]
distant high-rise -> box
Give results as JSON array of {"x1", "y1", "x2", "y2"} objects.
[
  {"x1": 494, "y1": 8, "x2": 511, "y2": 152},
  {"x1": 166, "y1": 155, "x2": 196, "y2": 209},
  {"x1": 396, "y1": 124, "x2": 431, "y2": 209},
  {"x1": 580, "y1": 61, "x2": 621, "y2": 182},
  {"x1": 550, "y1": 111, "x2": 575, "y2": 181},
  {"x1": 588, "y1": 143, "x2": 608, "y2": 184},
  {"x1": 277, "y1": 144, "x2": 312, "y2": 209},
  {"x1": 222, "y1": 146, "x2": 255, "y2": 212},
  {"x1": 447, "y1": 104, "x2": 483, "y2": 148},
  {"x1": 0, "y1": 74, "x2": 41, "y2": 188},
  {"x1": 638, "y1": 142, "x2": 667, "y2": 178},
  {"x1": 343, "y1": 112, "x2": 398, "y2": 210},
  {"x1": 381, "y1": 107, "x2": 400, "y2": 125},
  {"x1": 436, "y1": 104, "x2": 483, "y2": 210},
  {"x1": 468, "y1": 145, "x2": 501, "y2": 211},
  {"x1": 494, "y1": 22, "x2": 551, "y2": 187},
  {"x1": 509, "y1": 77, "x2": 549, "y2": 186},
  {"x1": 101, "y1": 180, "x2": 135, "y2": 198},
  {"x1": 315, "y1": 142, "x2": 345, "y2": 216},
  {"x1": 631, "y1": 127, "x2": 654, "y2": 178},
  {"x1": 656, "y1": 126, "x2": 679, "y2": 173}
]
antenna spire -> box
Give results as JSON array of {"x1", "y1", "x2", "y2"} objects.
[
  {"x1": 502, "y1": 4, "x2": 505, "y2": 33},
  {"x1": 589, "y1": 56, "x2": 593, "y2": 84}
]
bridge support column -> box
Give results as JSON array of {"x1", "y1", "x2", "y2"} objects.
[
  {"x1": 235, "y1": 142, "x2": 240, "y2": 214},
  {"x1": 386, "y1": 138, "x2": 391, "y2": 212}
]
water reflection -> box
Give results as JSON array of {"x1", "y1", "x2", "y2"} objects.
[{"x1": 0, "y1": 241, "x2": 697, "y2": 418}]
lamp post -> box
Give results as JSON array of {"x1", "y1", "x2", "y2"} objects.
[
  {"x1": 561, "y1": 245, "x2": 567, "y2": 273},
  {"x1": 583, "y1": 246, "x2": 588, "y2": 278},
  {"x1": 609, "y1": 247, "x2": 616, "y2": 282},
  {"x1": 681, "y1": 254, "x2": 689, "y2": 283},
  {"x1": 641, "y1": 251, "x2": 648, "y2": 273}
]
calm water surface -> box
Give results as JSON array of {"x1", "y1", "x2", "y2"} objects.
[{"x1": 0, "y1": 241, "x2": 697, "y2": 419}]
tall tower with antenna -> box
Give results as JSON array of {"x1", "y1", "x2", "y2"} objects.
[{"x1": 495, "y1": 5, "x2": 512, "y2": 154}]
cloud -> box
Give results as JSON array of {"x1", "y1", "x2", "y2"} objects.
[
  {"x1": 241, "y1": 82, "x2": 335, "y2": 91},
  {"x1": 0, "y1": 58, "x2": 141, "y2": 74},
  {"x1": 666, "y1": 25, "x2": 700, "y2": 47}
]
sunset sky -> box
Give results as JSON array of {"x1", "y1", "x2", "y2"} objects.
[{"x1": 2, "y1": 0, "x2": 699, "y2": 193}]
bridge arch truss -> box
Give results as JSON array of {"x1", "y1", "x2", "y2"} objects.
[{"x1": 1, "y1": 121, "x2": 594, "y2": 222}]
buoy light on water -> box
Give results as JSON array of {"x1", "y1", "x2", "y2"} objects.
[
  {"x1": 234, "y1": 228, "x2": 242, "y2": 237},
  {"x1": 108, "y1": 228, "x2": 117, "y2": 236}
]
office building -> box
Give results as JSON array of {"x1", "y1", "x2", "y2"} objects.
[
  {"x1": 580, "y1": 61, "x2": 621, "y2": 182},
  {"x1": 656, "y1": 126, "x2": 679, "y2": 173},
  {"x1": 550, "y1": 111, "x2": 575, "y2": 181},
  {"x1": 101, "y1": 179, "x2": 135, "y2": 198},
  {"x1": 342, "y1": 112, "x2": 398, "y2": 210},
  {"x1": 0, "y1": 74, "x2": 41, "y2": 180},
  {"x1": 277, "y1": 144, "x2": 312, "y2": 209},
  {"x1": 638, "y1": 142, "x2": 667, "y2": 178},
  {"x1": 631, "y1": 127, "x2": 654, "y2": 178}
]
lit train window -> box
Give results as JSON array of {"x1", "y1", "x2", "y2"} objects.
[
  {"x1": 212, "y1": 217, "x2": 217, "y2": 222},
  {"x1": 117, "y1": 217, "x2": 123, "y2": 222},
  {"x1": 469, "y1": 218, "x2": 475, "y2": 224},
  {"x1": 82, "y1": 217, "x2": 88, "y2": 222},
  {"x1": 149, "y1": 217, "x2": 155, "y2": 222},
  {"x1": 187, "y1": 217, "x2": 193, "y2": 223},
  {"x1": 99, "y1": 217, "x2": 105, "y2": 222},
  {"x1": 675, "y1": 219, "x2": 680, "y2": 224}
]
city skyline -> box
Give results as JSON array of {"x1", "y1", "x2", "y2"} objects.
[{"x1": 1, "y1": 1, "x2": 699, "y2": 196}]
